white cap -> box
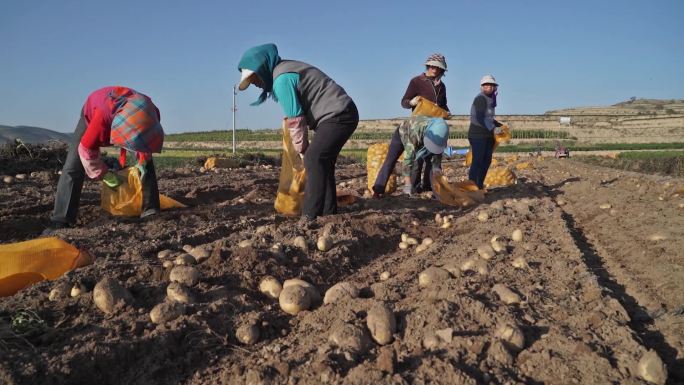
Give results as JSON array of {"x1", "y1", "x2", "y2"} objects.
[
  {"x1": 480, "y1": 75, "x2": 498, "y2": 86},
  {"x1": 238, "y1": 69, "x2": 255, "y2": 91}
]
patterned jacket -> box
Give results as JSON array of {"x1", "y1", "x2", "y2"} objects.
[{"x1": 398, "y1": 116, "x2": 443, "y2": 177}]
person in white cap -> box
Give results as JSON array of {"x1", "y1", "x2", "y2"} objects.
[
  {"x1": 400, "y1": 53, "x2": 450, "y2": 193},
  {"x1": 237, "y1": 43, "x2": 358, "y2": 223},
  {"x1": 468, "y1": 74, "x2": 504, "y2": 189}
]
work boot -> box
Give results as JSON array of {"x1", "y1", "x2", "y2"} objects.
[
  {"x1": 140, "y1": 208, "x2": 159, "y2": 219},
  {"x1": 41, "y1": 221, "x2": 72, "y2": 237}
]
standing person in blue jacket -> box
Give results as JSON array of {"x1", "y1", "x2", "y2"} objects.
[
  {"x1": 237, "y1": 43, "x2": 358, "y2": 222},
  {"x1": 468, "y1": 75, "x2": 504, "y2": 189}
]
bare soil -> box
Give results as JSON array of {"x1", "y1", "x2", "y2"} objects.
[{"x1": 0, "y1": 154, "x2": 682, "y2": 385}]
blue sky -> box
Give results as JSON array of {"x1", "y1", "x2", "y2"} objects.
[{"x1": 1, "y1": 0, "x2": 682, "y2": 133}]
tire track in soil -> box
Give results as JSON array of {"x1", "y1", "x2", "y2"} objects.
[{"x1": 559, "y1": 209, "x2": 681, "y2": 383}]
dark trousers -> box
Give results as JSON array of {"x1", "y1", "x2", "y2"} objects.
[
  {"x1": 411, "y1": 154, "x2": 433, "y2": 192},
  {"x1": 303, "y1": 103, "x2": 358, "y2": 218},
  {"x1": 51, "y1": 114, "x2": 160, "y2": 224},
  {"x1": 468, "y1": 137, "x2": 495, "y2": 189},
  {"x1": 372, "y1": 128, "x2": 404, "y2": 194}
]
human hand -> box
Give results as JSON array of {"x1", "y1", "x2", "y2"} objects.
[
  {"x1": 409, "y1": 96, "x2": 420, "y2": 107},
  {"x1": 102, "y1": 172, "x2": 122, "y2": 189}
]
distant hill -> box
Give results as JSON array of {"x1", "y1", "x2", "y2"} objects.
[
  {"x1": 0, "y1": 125, "x2": 71, "y2": 144},
  {"x1": 545, "y1": 98, "x2": 684, "y2": 115}
]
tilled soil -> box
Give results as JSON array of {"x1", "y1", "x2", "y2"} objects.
[{"x1": 0, "y1": 156, "x2": 682, "y2": 385}]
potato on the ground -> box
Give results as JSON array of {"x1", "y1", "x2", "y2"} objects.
[
  {"x1": 259, "y1": 276, "x2": 283, "y2": 299},
  {"x1": 492, "y1": 284, "x2": 521, "y2": 305},
  {"x1": 166, "y1": 282, "x2": 195, "y2": 303},
  {"x1": 366, "y1": 303, "x2": 396, "y2": 345},
  {"x1": 150, "y1": 301, "x2": 185, "y2": 324},
  {"x1": 418, "y1": 267, "x2": 450, "y2": 288},
  {"x1": 236, "y1": 322, "x2": 260, "y2": 345},
  {"x1": 169, "y1": 266, "x2": 200, "y2": 287},
  {"x1": 495, "y1": 323, "x2": 525, "y2": 352},
  {"x1": 323, "y1": 282, "x2": 359, "y2": 305},
  {"x1": 328, "y1": 323, "x2": 370, "y2": 354},
  {"x1": 279, "y1": 285, "x2": 311, "y2": 315},
  {"x1": 93, "y1": 277, "x2": 134, "y2": 314},
  {"x1": 283, "y1": 278, "x2": 321, "y2": 305}
]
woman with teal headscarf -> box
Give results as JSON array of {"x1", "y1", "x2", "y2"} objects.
[{"x1": 238, "y1": 43, "x2": 358, "y2": 222}]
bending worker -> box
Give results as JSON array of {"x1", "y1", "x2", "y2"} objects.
[
  {"x1": 468, "y1": 75, "x2": 503, "y2": 189},
  {"x1": 372, "y1": 116, "x2": 449, "y2": 197},
  {"x1": 400, "y1": 53, "x2": 449, "y2": 193},
  {"x1": 237, "y1": 43, "x2": 358, "y2": 222},
  {"x1": 46, "y1": 86, "x2": 164, "y2": 232}
]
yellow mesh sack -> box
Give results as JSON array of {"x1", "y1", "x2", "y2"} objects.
[
  {"x1": 366, "y1": 143, "x2": 400, "y2": 194},
  {"x1": 514, "y1": 161, "x2": 533, "y2": 170},
  {"x1": 204, "y1": 157, "x2": 240, "y2": 170},
  {"x1": 101, "y1": 167, "x2": 186, "y2": 217},
  {"x1": 412, "y1": 96, "x2": 449, "y2": 118},
  {"x1": 484, "y1": 167, "x2": 517, "y2": 188},
  {"x1": 0, "y1": 237, "x2": 94, "y2": 297},
  {"x1": 432, "y1": 174, "x2": 485, "y2": 208},
  {"x1": 274, "y1": 121, "x2": 306, "y2": 215}
]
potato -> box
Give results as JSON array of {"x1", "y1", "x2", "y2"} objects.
[
  {"x1": 477, "y1": 245, "x2": 496, "y2": 260},
  {"x1": 279, "y1": 285, "x2": 311, "y2": 315},
  {"x1": 189, "y1": 247, "x2": 210, "y2": 263},
  {"x1": 317, "y1": 236, "x2": 333, "y2": 252},
  {"x1": 379, "y1": 271, "x2": 391, "y2": 281},
  {"x1": 477, "y1": 211, "x2": 489, "y2": 222},
  {"x1": 166, "y1": 282, "x2": 195, "y2": 303},
  {"x1": 293, "y1": 235, "x2": 307, "y2": 250},
  {"x1": 421, "y1": 238, "x2": 434, "y2": 246},
  {"x1": 441, "y1": 221, "x2": 452, "y2": 229},
  {"x1": 182, "y1": 244, "x2": 194, "y2": 253},
  {"x1": 15, "y1": 174, "x2": 27, "y2": 181},
  {"x1": 366, "y1": 303, "x2": 396, "y2": 345},
  {"x1": 495, "y1": 324, "x2": 525, "y2": 352},
  {"x1": 637, "y1": 350, "x2": 668, "y2": 385},
  {"x1": 323, "y1": 282, "x2": 359, "y2": 305},
  {"x1": 434, "y1": 213, "x2": 443, "y2": 225},
  {"x1": 238, "y1": 239, "x2": 253, "y2": 248},
  {"x1": 398, "y1": 242, "x2": 409, "y2": 250},
  {"x1": 174, "y1": 253, "x2": 196, "y2": 266},
  {"x1": 415, "y1": 244, "x2": 428, "y2": 253},
  {"x1": 259, "y1": 276, "x2": 283, "y2": 299},
  {"x1": 329, "y1": 324, "x2": 370, "y2": 353},
  {"x1": 599, "y1": 203, "x2": 612, "y2": 209},
  {"x1": 422, "y1": 332, "x2": 441, "y2": 350},
  {"x1": 460, "y1": 258, "x2": 489, "y2": 275},
  {"x1": 70, "y1": 283, "x2": 86, "y2": 297},
  {"x1": 48, "y1": 284, "x2": 69, "y2": 301},
  {"x1": 3, "y1": 176, "x2": 14, "y2": 184},
  {"x1": 157, "y1": 249, "x2": 173, "y2": 259},
  {"x1": 93, "y1": 277, "x2": 134, "y2": 314},
  {"x1": 405, "y1": 237, "x2": 418, "y2": 245},
  {"x1": 401, "y1": 233, "x2": 409, "y2": 242},
  {"x1": 490, "y1": 236, "x2": 507, "y2": 254},
  {"x1": 169, "y1": 266, "x2": 200, "y2": 287},
  {"x1": 283, "y1": 278, "x2": 321, "y2": 305},
  {"x1": 511, "y1": 229, "x2": 523, "y2": 242},
  {"x1": 236, "y1": 322, "x2": 260, "y2": 345},
  {"x1": 492, "y1": 284, "x2": 521, "y2": 305},
  {"x1": 418, "y1": 267, "x2": 450, "y2": 288},
  {"x1": 511, "y1": 257, "x2": 529, "y2": 269},
  {"x1": 150, "y1": 301, "x2": 185, "y2": 324}
]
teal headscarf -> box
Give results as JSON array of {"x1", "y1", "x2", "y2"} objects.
[{"x1": 237, "y1": 43, "x2": 282, "y2": 106}]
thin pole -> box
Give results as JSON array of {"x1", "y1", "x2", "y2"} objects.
[{"x1": 232, "y1": 84, "x2": 237, "y2": 154}]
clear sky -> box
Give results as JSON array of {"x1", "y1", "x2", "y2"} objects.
[{"x1": 1, "y1": 0, "x2": 683, "y2": 133}]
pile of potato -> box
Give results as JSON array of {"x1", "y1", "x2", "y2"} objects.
[{"x1": 484, "y1": 167, "x2": 517, "y2": 188}]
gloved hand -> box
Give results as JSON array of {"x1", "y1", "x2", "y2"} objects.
[
  {"x1": 402, "y1": 184, "x2": 413, "y2": 196},
  {"x1": 102, "y1": 172, "x2": 122, "y2": 189},
  {"x1": 493, "y1": 126, "x2": 504, "y2": 135},
  {"x1": 409, "y1": 96, "x2": 421, "y2": 107}
]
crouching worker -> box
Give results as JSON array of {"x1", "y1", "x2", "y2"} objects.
[
  {"x1": 46, "y1": 86, "x2": 164, "y2": 232},
  {"x1": 237, "y1": 43, "x2": 358, "y2": 222},
  {"x1": 372, "y1": 116, "x2": 449, "y2": 197}
]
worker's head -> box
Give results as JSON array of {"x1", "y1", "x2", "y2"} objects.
[
  {"x1": 480, "y1": 74, "x2": 498, "y2": 96},
  {"x1": 424, "y1": 118, "x2": 449, "y2": 155},
  {"x1": 237, "y1": 43, "x2": 282, "y2": 105},
  {"x1": 425, "y1": 53, "x2": 447, "y2": 78}
]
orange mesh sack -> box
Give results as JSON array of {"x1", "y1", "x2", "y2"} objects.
[
  {"x1": 101, "y1": 167, "x2": 186, "y2": 217},
  {"x1": 412, "y1": 97, "x2": 449, "y2": 119},
  {"x1": 0, "y1": 237, "x2": 94, "y2": 297},
  {"x1": 204, "y1": 157, "x2": 240, "y2": 170},
  {"x1": 465, "y1": 125, "x2": 512, "y2": 166},
  {"x1": 274, "y1": 121, "x2": 306, "y2": 215},
  {"x1": 432, "y1": 174, "x2": 485, "y2": 208},
  {"x1": 366, "y1": 143, "x2": 399, "y2": 194},
  {"x1": 484, "y1": 167, "x2": 517, "y2": 188}
]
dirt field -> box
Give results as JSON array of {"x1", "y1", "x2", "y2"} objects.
[{"x1": 0, "y1": 155, "x2": 682, "y2": 384}]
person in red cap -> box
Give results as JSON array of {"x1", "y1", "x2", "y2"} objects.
[
  {"x1": 45, "y1": 86, "x2": 164, "y2": 232},
  {"x1": 400, "y1": 53, "x2": 450, "y2": 193}
]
